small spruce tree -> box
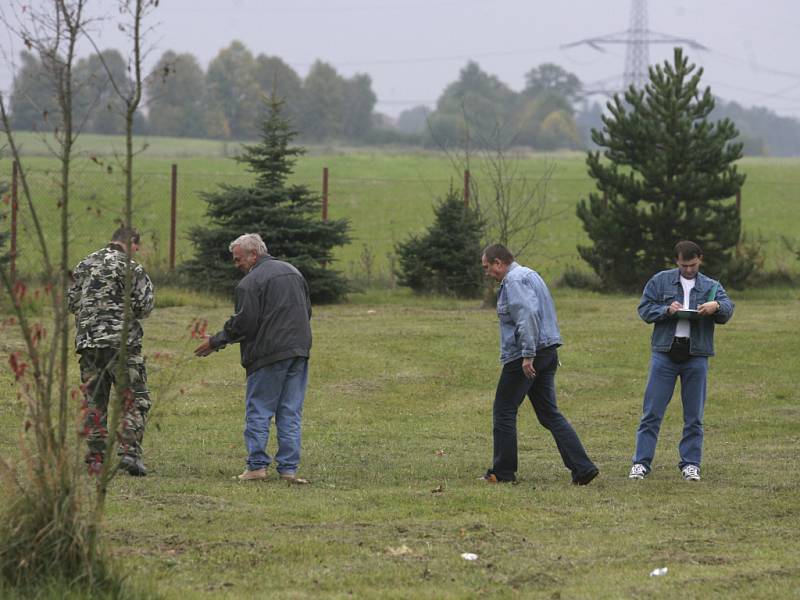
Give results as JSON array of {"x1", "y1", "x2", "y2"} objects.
[
  {"x1": 576, "y1": 48, "x2": 746, "y2": 291},
  {"x1": 182, "y1": 95, "x2": 350, "y2": 302},
  {"x1": 396, "y1": 188, "x2": 485, "y2": 297}
]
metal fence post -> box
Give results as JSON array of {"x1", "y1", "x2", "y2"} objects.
[
  {"x1": 322, "y1": 167, "x2": 329, "y2": 222},
  {"x1": 463, "y1": 169, "x2": 470, "y2": 207},
  {"x1": 736, "y1": 189, "x2": 741, "y2": 216},
  {"x1": 170, "y1": 163, "x2": 177, "y2": 271},
  {"x1": 321, "y1": 167, "x2": 329, "y2": 268},
  {"x1": 11, "y1": 160, "x2": 18, "y2": 282}
]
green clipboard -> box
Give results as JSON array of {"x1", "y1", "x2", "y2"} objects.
[{"x1": 676, "y1": 309, "x2": 701, "y2": 320}]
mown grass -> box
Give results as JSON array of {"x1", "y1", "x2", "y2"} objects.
[
  {"x1": 1, "y1": 285, "x2": 798, "y2": 598},
  {"x1": 2, "y1": 132, "x2": 799, "y2": 284}
]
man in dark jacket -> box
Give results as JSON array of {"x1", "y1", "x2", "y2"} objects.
[{"x1": 195, "y1": 233, "x2": 312, "y2": 483}]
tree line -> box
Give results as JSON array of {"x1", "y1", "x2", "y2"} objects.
[
  {"x1": 9, "y1": 40, "x2": 376, "y2": 143},
  {"x1": 8, "y1": 39, "x2": 800, "y2": 154},
  {"x1": 8, "y1": 40, "x2": 584, "y2": 149}
]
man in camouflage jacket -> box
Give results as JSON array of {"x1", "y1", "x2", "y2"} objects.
[{"x1": 68, "y1": 226, "x2": 155, "y2": 476}]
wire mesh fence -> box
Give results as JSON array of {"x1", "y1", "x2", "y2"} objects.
[
  {"x1": 3, "y1": 159, "x2": 799, "y2": 288},
  {"x1": 2, "y1": 162, "x2": 457, "y2": 284}
]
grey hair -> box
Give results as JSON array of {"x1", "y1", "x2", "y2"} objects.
[{"x1": 229, "y1": 233, "x2": 268, "y2": 256}]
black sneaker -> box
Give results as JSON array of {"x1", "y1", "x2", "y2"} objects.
[
  {"x1": 119, "y1": 455, "x2": 147, "y2": 477},
  {"x1": 573, "y1": 468, "x2": 599, "y2": 486}
]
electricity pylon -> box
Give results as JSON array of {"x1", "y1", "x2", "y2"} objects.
[{"x1": 562, "y1": 0, "x2": 707, "y2": 94}]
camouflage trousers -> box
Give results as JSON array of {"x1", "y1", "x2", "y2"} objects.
[{"x1": 79, "y1": 347, "x2": 151, "y2": 467}]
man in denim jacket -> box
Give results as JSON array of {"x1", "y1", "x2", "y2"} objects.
[
  {"x1": 629, "y1": 240, "x2": 734, "y2": 482},
  {"x1": 480, "y1": 244, "x2": 598, "y2": 485}
]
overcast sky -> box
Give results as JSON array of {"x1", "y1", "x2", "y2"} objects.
[{"x1": 2, "y1": 0, "x2": 799, "y2": 120}]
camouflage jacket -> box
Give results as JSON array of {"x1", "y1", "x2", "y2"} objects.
[{"x1": 68, "y1": 245, "x2": 154, "y2": 352}]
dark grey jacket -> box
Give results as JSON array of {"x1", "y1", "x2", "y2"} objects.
[{"x1": 210, "y1": 256, "x2": 312, "y2": 375}]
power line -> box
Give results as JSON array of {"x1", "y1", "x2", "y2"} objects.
[
  {"x1": 285, "y1": 44, "x2": 562, "y2": 69},
  {"x1": 705, "y1": 79, "x2": 800, "y2": 104},
  {"x1": 703, "y1": 48, "x2": 800, "y2": 82}
]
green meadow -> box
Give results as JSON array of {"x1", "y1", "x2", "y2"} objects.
[
  {"x1": 1, "y1": 133, "x2": 799, "y2": 598},
  {"x1": 1, "y1": 286, "x2": 799, "y2": 598},
  {"x1": 3, "y1": 132, "x2": 799, "y2": 283}
]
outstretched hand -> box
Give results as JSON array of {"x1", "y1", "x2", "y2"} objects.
[{"x1": 194, "y1": 336, "x2": 214, "y2": 357}]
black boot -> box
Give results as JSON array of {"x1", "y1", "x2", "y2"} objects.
[{"x1": 119, "y1": 455, "x2": 147, "y2": 477}]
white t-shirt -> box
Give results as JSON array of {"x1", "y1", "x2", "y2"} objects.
[{"x1": 675, "y1": 275, "x2": 696, "y2": 338}]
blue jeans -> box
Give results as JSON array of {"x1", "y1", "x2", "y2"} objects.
[
  {"x1": 244, "y1": 356, "x2": 309, "y2": 474},
  {"x1": 492, "y1": 347, "x2": 596, "y2": 482},
  {"x1": 633, "y1": 351, "x2": 708, "y2": 471}
]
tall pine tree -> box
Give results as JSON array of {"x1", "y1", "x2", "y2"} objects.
[
  {"x1": 576, "y1": 48, "x2": 745, "y2": 291},
  {"x1": 181, "y1": 95, "x2": 350, "y2": 302}
]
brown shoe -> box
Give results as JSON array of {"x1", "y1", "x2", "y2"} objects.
[
  {"x1": 236, "y1": 467, "x2": 267, "y2": 481},
  {"x1": 280, "y1": 473, "x2": 310, "y2": 485},
  {"x1": 478, "y1": 471, "x2": 516, "y2": 484}
]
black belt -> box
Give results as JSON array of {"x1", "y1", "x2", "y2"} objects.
[{"x1": 673, "y1": 337, "x2": 690, "y2": 344}]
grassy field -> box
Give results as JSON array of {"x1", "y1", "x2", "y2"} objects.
[
  {"x1": 2, "y1": 132, "x2": 799, "y2": 283},
  {"x1": 1, "y1": 285, "x2": 798, "y2": 598},
  {"x1": 1, "y1": 132, "x2": 798, "y2": 597}
]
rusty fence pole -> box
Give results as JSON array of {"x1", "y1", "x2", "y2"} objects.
[
  {"x1": 321, "y1": 167, "x2": 329, "y2": 268},
  {"x1": 736, "y1": 189, "x2": 741, "y2": 216},
  {"x1": 463, "y1": 169, "x2": 470, "y2": 207},
  {"x1": 11, "y1": 161, "x2": 19, "y2": 282},
  {"x1": 322, "y1": 167, "x2": 329, "y2": 222},
  {"x1": 169, "y1": 163, "x2": 177, "y2": 271}
]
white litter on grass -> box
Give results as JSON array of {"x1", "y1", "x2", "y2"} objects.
[
  {"x1": 460, "y1": 553, "x2": 479, "y2": 561},
  {"x1": 649, "y1": 567, "x2": 668, "y2": 577},
  {"x1": 386, "y1": 545, "x2": 413, "y2": 556}
]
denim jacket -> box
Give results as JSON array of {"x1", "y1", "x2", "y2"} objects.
[
  {"x1": 496, "y1": 262, "x2": 562, "y2": 364},
  {"x1": 638, "y1": 268, "x2": 734, "y2": 357}
]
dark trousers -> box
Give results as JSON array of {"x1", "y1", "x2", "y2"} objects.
[{"x1": 492, "y1": 347, "x2": 596, "y2": 482}]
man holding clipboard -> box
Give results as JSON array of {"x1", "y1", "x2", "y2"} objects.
[{"x1": 629, "y1": 240, "x2": 734, "y2": 482}]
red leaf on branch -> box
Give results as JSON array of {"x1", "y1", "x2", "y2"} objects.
[
  {"x1": 188, "y1": 318, "x2": 208, "y2": 340},
  {"x1": 13, "y1": 281, "x2": 27, "y2": 302},
  {"x1": 8, "y1": 352, "x2": 28, "y2": 380},
  {"x1": 30, "y1": 323, "x2": 46, "y2": 347}
]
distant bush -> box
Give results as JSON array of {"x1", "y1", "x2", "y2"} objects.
[
  {"x1": 723, "y1": 232, "x2": 766, "y2": 290},
  {"x1": 556, "y1": 266, "x2": 603, "y2": 291},
  {"x1": 746, "y1": 266, "x2": 800, "y2": 288},
  {"x1": 395, "y1": 189, "x2": 484, "y2": 298}
]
